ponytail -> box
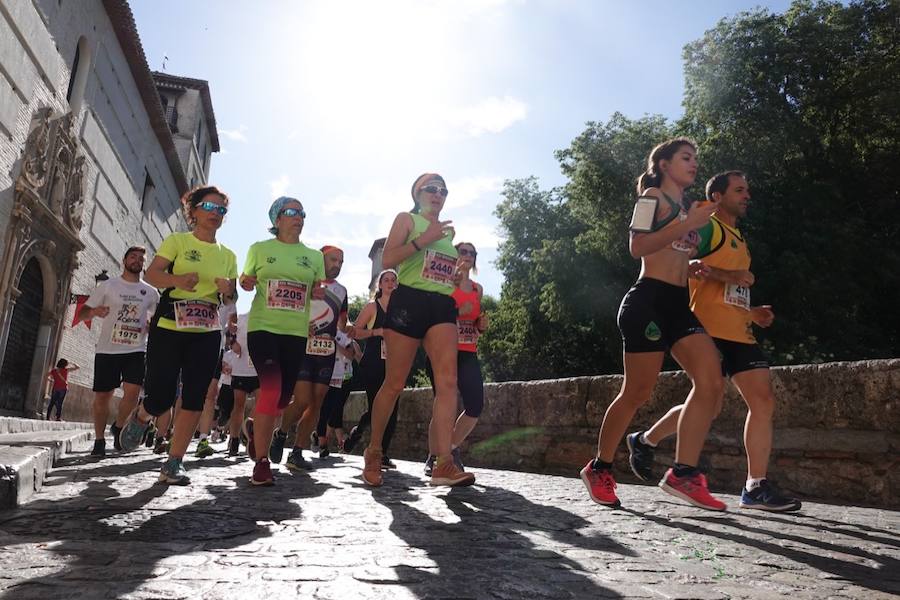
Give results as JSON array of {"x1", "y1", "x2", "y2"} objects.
[{"x1": 635, "y1": 137, "x2": 697, "y2": 195}]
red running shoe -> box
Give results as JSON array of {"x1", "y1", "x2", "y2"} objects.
[
  {"x1": 659, "y1": 468, "x2": 726, "y2": 511},
  {"x1": 580, "y1": 460, "x2": 621, "y2": 507},
  {"x1": 251, "y1": 458, "x2": 274, "y2": 486}
]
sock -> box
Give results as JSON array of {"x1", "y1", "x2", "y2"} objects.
[
  {"x1": 746, "y1": 477, "x2": 765, "y2": 492},
  {"x1": 200, "y1": 433, "x2": 208, "y2": 441},
  {"x1": 591, "y1": 458, "x2": 613, "y2": 471},
  {"x1": 673, "y1": 463, "x2": 698, "y2": 478},
  {"x1": 639, "y1": 432, "x2": 657, "y2": 448}
]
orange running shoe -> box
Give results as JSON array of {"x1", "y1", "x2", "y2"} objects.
[
  {"x1": 362, "y1": 447, "x2": 384, "y2": 487},
  {"x1": 429, "y1": 456, "x2": 475, "y2": 487}
]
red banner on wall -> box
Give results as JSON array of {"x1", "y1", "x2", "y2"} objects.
[{"x1": 70, "y1": 294, "x2": 92, "y2": 329}]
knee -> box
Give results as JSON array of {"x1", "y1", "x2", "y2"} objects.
[
  {"x1": 617, "y1": 384, "x2": 655, "y2": 410},
  {"x1": 694, "y1": 371, "x2": 725, "y2": 400},
  {"x1": 748, "y1": 393, "x2": 776, "y2": 420},
  {"x1": 434, "y1": 374, "x2": 458, "y2": 399}
]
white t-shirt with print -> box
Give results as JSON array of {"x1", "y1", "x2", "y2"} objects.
[
  {"x1": 229, "y1": 312, "x2": 257, "y2": 377},
  {"x1": 85, "y1": 277, "x2": 159, "y2": 355}
]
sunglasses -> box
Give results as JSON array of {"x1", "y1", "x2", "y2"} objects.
[
  {"x1": 458, "y1": 248, "x2": 477, "y2": 257},
  {"x1": 198, "y1": 201, "x2": 228, "y2": 215},
  {"x1": 280, "y1": 207, "x2": 306, "y2": 218},
  {"x1": 420, "y1": 185, "x2": 449, "y2": 197}
]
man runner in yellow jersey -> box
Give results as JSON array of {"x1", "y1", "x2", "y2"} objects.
[{"x1": 627, "y1": 171, "x2": 801, "y2": 511}]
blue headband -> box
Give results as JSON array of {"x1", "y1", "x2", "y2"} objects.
[{"x1": 268, "y1": 196, "x2": 299, "y2": 235}]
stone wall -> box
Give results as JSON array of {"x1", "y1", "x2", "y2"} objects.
[{"x1": 344, "y1": 359, "x2": 899, "y2": 509}]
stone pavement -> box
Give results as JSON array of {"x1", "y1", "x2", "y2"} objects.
[{"x1": 0, "y1": 440, "x2": 897, "y2": 600}]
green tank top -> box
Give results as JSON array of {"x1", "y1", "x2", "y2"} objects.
[{"x1": 397, "y1": 213, "x2": 458, "y2": 295}]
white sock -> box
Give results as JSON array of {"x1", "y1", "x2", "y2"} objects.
[
  {"x1": 746, "y1": 477, "x2": 765, "y2": 491},
  {"x1": 200, "y1": 433, "x2": 208, "y2": 442},
  {"x1": 639, "y1": 433, "x2": 657, "y2": 448}
]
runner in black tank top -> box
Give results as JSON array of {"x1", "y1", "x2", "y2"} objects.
[{"x1": 345, "y1": 270, "x2": 400, "y2": 465}]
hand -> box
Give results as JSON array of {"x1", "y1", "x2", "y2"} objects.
[
  {"x1": 418, "y1": 219, "x2": 454, "y2": 246},
  {"x1": 215, "y1": 277, "x2": 232, "y2": 295},
  {"x1": 688, "y1": 260, "x2": 710, "y2": 280},
  {"x1": 475, "y1": 313, "x2": 489, "y2": 332},
  {"x1": 685, "y1": 200, "x2": 717, "y2": 229},
  {"x1": 750, "y1": 305, "x2": 775, "y2": 328},
  {"x1": 730, "y1": 270, "x2": 755, "y2": 287},
  {"x1": 232, "y1": 341, "x2": 242, "y2": 356},
  {"x1": 372, "y1": 328, "x2": 384, "y2": 337},
  {"x1": 311, "y1": 284, "x2": 326, "y2": 300},
  {"x1": 92, "y1": 305, "x2": 110, "y2": 318},
  {"x1": 176, "y1": 272, "x2": 199, "y2": 292},
  {"x1": 222, "y1": 363, "x2": 233, "y2": 375},
  {"x1": 239, "y1": 274, "x2": 257, "y2": 292}
]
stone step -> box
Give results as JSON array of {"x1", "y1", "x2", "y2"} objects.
[
  {"x1": 0, "y1": 415, "x2": 92, "y2": 434},
  {"x1": 0, "y1": 428, "x2": 94, "y2": 509}
]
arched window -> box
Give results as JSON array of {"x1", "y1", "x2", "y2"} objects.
[{"x1": 66, "y1": 36, "x2": 92, "y2": 113}]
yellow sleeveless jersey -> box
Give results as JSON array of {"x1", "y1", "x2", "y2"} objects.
[{"x1": 689, "y1": 215, "x2": 755, "y2": 343}]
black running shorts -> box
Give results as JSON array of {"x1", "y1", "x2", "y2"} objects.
[
  {"x1": 92, "y1": 351, "x2": 146, "y2": 392},
  {"x1": 385, "y1": 284, "x2": 457, "y2": 340},
  {"x1": 713, "y1": 338, "x2": 770, "y2": 377},
  {"x1": 617, "y1": 278, "x2": 706, "y2": 353}
]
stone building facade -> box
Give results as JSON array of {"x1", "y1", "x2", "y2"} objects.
[{"x1": 0, "y1": 0, "x2": 218, "y2": 418}]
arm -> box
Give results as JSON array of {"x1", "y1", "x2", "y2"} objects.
[
  {"x1": 380, "y1": 213, "x2": 416, "y2": 268},
  {"x1": 750, "y1": 305, "x2": 775, "y2": 328},
  {"x1": 144, "y1": 255, "x2": 196, "y2": 291},
  {"x1": 700, "y1": 265, "x2": 755, "y2": 287},
  {"x1": 628, "y1": 190, "x2": 716, "y2": 258},
  {"x1": 78, "y1": 283, "x2": 110, "y2": 321},
  {"x1": 349, "y1": 302, "x2": 377, "y2": 339}
]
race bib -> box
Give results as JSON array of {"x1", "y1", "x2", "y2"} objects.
[
  {"x1": 380, "y1": 339, "x2": 387, "y2": 361},
  {"x1": 724, "y1": 283, "x2": 751, "y2": 309},
  {"x1": 458, "y1": 319, "x2": 478, "y2": 346},
  {"x1": 173, "y1": 300, "x2": 218, "y2": 330},
  {"x1": 671, "y1": 212, "x2": 700, "y2": 253},
  {"x1": 110, "y1": 322, "x2": 142, "y2": 346},
  {"x1": 421, "y1": 249, "x2": 456, "y2": 286},
  {"x1": 266, "y1": 279, "x2": 308, "y2": 311},
  {"x1": 306, "y1": 335, "x2": 335, "y2": 356}
]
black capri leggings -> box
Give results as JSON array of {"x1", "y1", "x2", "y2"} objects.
[
  {"x1": 425, "y1": 350, "x2": 485, "y2": 418},
  {"x1": 317, "y1": 381, "x2": 352, "y2": 437},
  {"x1": 143, "y1": 327, "x2": 221, "y2": 415}
]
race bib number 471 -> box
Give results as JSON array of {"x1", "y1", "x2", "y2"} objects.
[
  {"x1": 421, "y1": 249, "x2": 456, "y2": 286},
  {"x1": 173, "y1": 300, "x2": 218, "y2": 330},
  {"x1": 724, "y1": 283, "x2": 751, "y2": 310},
  {"x1": 267, "y1": 280, "x2": 308, "y2": 311}
]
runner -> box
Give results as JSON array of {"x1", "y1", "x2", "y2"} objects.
[
  {"x1": 344, "y1": 269, "x2": 399, "y2": 465},
  {"x1": 46, "y1": 359, "x2": 80, "y2": 421},
  {"x1": 216, "y1": 349, "x2": 235, "y2": 446},
  {"x1": 239, "y1": 196, "x2": 325, "y2": 486},
  {"x1": 581, "y1": 139, "x2": 726, "y2": 510},
  {"x1": 227, "y1": 312, "x2": 258, "y2": 456},
  {"x1": 194, "y1": 304, "x2": 237, "y2": 458},
  {"x1": 76, "y1": 246, "x2": 159, "y2": 457},
  {"x1": 424, "y1": 241, "x2": 489, "y2": 474},
  {"x1": 118, "y1": 185, "x2": 237, "y2": 486},
  {"x1": 277, "y1": 246, "x2": 348, "y2": 471},
  {"x1": 627, "y1": 171, "x2": 801, "y2": 511},
  {"x1": 360, "y1": 173, "x2": 474, "y2": 487},
  {"x1": 313, "y1": 332, "x2": 361, "y2": 459}
]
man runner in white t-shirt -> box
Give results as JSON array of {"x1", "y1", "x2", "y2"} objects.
[{"x1": 78, "y1": 246, "x2": 159, "y2": 457}]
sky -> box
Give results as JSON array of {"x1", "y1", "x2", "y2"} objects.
[{"x1": 131, "y1": 0, "x2": 793, "y2": 312}]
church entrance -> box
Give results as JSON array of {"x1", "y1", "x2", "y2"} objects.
[{"x1": 0, "y1": 258, "x2": 45, "y2": 413}]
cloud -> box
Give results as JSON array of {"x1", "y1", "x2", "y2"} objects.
[
  {"x1": 445, "y1": 175, "x2": 504, "y2": 210},
  {"x1": 446, "y1": 96, "x2": 528, "y2": 137},
  {"x1": 219, "y1": 125, "x2": 248, "y2": 142},
  {"x1": 268, "y1": 174, "x2": 291, "y2": 199}
]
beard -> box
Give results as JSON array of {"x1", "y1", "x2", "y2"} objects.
[{"x1": 124, "y1": 264, "x2": 143, "y2": 275}]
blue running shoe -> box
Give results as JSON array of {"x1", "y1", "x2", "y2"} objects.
[
  {"x1": 158, "y1": 457, "x2": 190, "y2": 485},
  {"x1": 119, "y1": 410, "x2": 149, "y2": 452},
  {"x1": 740, "y1": 480, "x2": 801, "y2": 512},
  {"x1": 626, "y1": 432, "x2": 655, "y2": 482}
]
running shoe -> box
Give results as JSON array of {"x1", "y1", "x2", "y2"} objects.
[
  {"x1": 382, "y1": 455, "x2": 396, "y2": 469},
  {"x1": 579, "y1": 461, "x2": 621, "y2": 507},
  {"x1": 659, "y1": 468, "x2": 726, "y2": 511},
  {"x1": 110, "y1": 423, "x2": 122, "y2": 451},
  {"x1": 310, "y1": 432, "x2": 320, "y2": 453},
  {"x1": 143, "y1": 424, "x2": 157, "y2": 448},
  {"x1": 319, "y1": 445, "x2": 330, "y2": 458},
  {"x1": 626, "y1": 432, "x2": 655, "y2": 481},
  {"x1": 269, "y1": 429, "x2": 287, "y2": 463},
  {"x1": 343, "y1": 426, "x2": 361, "y2": 454},
  {"x1": 195, "y1": 438, "x2": 214, "y2": 458},
  {"x1": 242, "y1": 417, "x2": 256, "y2": 460},
  {"x1": 158, "y1": 458, "x2": 190, "y2": 485},
  {"x1": 285, "y1": 448, "x2": 311, "y2": 472},
  {"x1": 424, "y1": 454, "x2": 436, "y2": 476},
  {"x1": 430, "y1": 456, "x2": 475, "y2": 487},
  {"x1": 228, "y1": 436, "x2": 240, "y2": 456},
  {"x1": 251, "y1": 459, "x2": 275, "y2": 486},
  {"x1": 90, "y1": 439, "x2": 106, "y2": 458},
  {"x1": 451, "y1": 447, "x2": 465, "y2": 470},
  {"x1": 119, "y1": 409, "x2": 149, "y2": 452},
  {"x1": 740, "y1": 480, "x2": 802, "y2": 512},
  {"x1": 362, "y1": 447, "x2": 384, "y2": 487},
  {"x1": 153, "y1": 436, "x2": 168, "y2": 454}
]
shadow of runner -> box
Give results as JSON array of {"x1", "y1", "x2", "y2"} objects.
[
  {"x1": 0, "y1": 461, "x2": 333, "y2": 599},
  {"x1": 620, "y1": 508, "x2": 900, "y2": 595},
  {"x1": 368, "y1": 470, "x2": 632, "y2": 599}
]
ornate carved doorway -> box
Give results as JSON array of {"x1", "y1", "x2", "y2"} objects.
[{"x1": 0, "y1": 258, "x2": 44, "y2": 412}]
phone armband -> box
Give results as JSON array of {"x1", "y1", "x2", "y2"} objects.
[{"x1": 629, "y1": 196, "x2": 658, "y2": 232}]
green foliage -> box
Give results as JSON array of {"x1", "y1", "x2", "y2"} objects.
[
  {"x1": 483, "y1": 0, "x2": 900, "y2": 381},
  {"x1": 347, "y1": 294, "x2": 368, "y2": 323}
]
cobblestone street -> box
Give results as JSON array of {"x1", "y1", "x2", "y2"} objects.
[{"x1": 0, "y1": 442, "x2": 897, "y2": 600}]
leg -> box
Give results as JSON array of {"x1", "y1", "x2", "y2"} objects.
[
  {"x1": 156, "y1": 408, "x2": 172, "y2": 438},
  {"x1": 596, "y1": 351, "x2": 664, "y2": 461},
  {"x1": 421, "y1": 323, "x2": 459, "y2": 460},
  {"x1": 368, "y1": 330, "x2": 419, "y2": 450},
  {"x1": 166, "y1": 332, "x2": 221, "y2": 460},
  {"x1": 731, "y1": 368, "x2": 775, "y2": 480},
  {"x1": 92, "y1": 391, "x2": 114, "y2": 439},
  {"x1": 451, "y1": 352, "x2": 484, "y2": 447},
  {"x1": 295, "y1": 382, "x2": 330, "y2": 449},
  {"x1": 670, "y1": 334, "x2": 725, "y2": 467},
  {"x1": 197, "y1": 378, "x2": 220, "y2": 436},
  {"x1": 116, "y1": 383, "x2": 142, "y2": 428},
  {"x1": 230, "y1": 389, "x2": 247, "y2": 438}
]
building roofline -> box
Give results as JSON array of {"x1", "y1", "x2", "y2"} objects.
[
  {"x1": 101, "y1": 0, "x2": 189, "y2": 193},
  {"x1": 151, "y1": 71, "x2": 220, "y2": 152}
]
